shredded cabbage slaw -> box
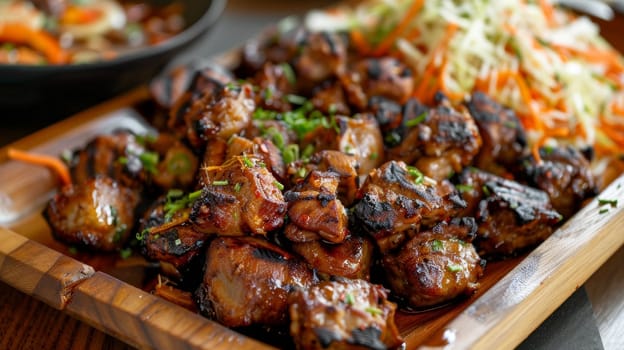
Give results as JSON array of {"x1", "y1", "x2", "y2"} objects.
[{"x1": 305, "y1": 0, "x2": 624, "y2": 160}]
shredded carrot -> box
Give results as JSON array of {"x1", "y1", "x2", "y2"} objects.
[
  {"x1": 7, "y1": 148, "x2": 72, "y2": 187},
  {"x1": 372, "y1": 0, "x2": 425, "y2": 56},
  {"x1": 0, "y1": 23, "x2": 68, "y2": 64},
  {"x1": 539, "y1": 0, "x2": 556, "y2": 27},
  {"x1": 413, "y1": 23, "x2": 459, "y2": 103},
  {"x1": 349, "y1": 29, "x2": 372, "y2": 56}
]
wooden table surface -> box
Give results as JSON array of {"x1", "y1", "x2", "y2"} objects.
[{"x1": 1, "y1": 1, "x2": 623, "y2": 349}]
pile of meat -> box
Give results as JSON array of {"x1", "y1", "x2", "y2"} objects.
[{"x1": 45, "y1": 26, "x2": 598, "y2": 349}]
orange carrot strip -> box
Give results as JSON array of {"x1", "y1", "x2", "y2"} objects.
[
  {"x1": 7, "y1": 148, "x2": 72, "y2": 186},
  {"x1": 0, "y1": 23, "x2": 68, "y2": 64},
  {"x1": 413, "y1": 23, "x2": 459, "y2": 103},
  {"x1": 439, "y1": 59, "x2": 465, "y2": 101},
  {"x1": 539, "y1": 0, "x2": 556, "y2": 27},
  {"x1": 372, "y1": 0, "x2": 425, "y2": 56},
  {"x1": 350, "y1": 29, "x2": 372, "y2": 56}
]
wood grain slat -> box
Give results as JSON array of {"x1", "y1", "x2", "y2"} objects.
[
  {"x1": 65, "y1": 272, "x2": 273, "y2": 350},
  {"x1": 0, "y1": 227, "x2": 94, "y2": 310}
]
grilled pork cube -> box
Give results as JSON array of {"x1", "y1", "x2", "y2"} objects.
[
  {"x1": 521, "y1": 146, "x2": 597, "y2": 219},
  {"x1": 287, "y1": 150, "x2": 360, "y2": 205},
  {"x1": 292, "y1": 30, "x2": 348, "y2": 86},
  {"x1": 311, "y1": 80, "x2": 351, "y2": 116},
  {"x1": 151, "y1": 60, "x2": 234, "y2": 109},
  {"x1": 342, "y1": 57, "x2": 414, "y2": 110},
  {"x1": 190, "y1": 155, "x2": 287, "y2": 236},
  {"x1": 301, "y1": 114, "x2": 384, "y2": 175},
  {"x1": 382, "y1": 227, "x2": 485, "y2": 309},
  {"x1": 139, "y1": 196, "x2": 207, "y2": 281},
  {"x1": 457, "y1": 169, "x2": 562, "y2": 256},
  {"x1": 252, "y1": 62, "x2": 296, "y2": 112},
  {"x1": 45, "y1": 176, "x2": 139, "y2": 251},
  {"x1": 465, "y1": 92, "x2": 527, "y2": 175},
  {"x1": 387, "y1": 102, "x2": 482, "y2": 181},
  {"x1": 290, "y1": 235, "x2": 374, "y2": 280},
  {"x1": 182, "y1": 83, "x2": 255, "y2": 148},
  {"x1": 69, "y1": 130, "x2": 148, "y2": 188},
  {"x1": 284, "y1": 171, "x2": 349, "y2": 244},
  {"x1": 353, "y1": 161, "x2": 466, "y2": 253},
  {"x1": 289, "y1": 279, "x2": 403, "y2": 350},
  {"x1": 196, "y1": 236, "x2": 316, "y2": 327},
  {"x1": 369, "y1": 96, "x2": 404, "y2": 136}
]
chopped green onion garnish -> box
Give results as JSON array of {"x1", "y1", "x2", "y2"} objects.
[
  {"x1": 302, "y1": 144, "x2": 315, "y2": 159},
  {"x1": 431, "y1": 239, "x2": 443, "y2": 252},
  {"x1": 234, "y1": 183, "x2": 242, "y2": 192},
  {"x1": 188, "y1": 189, "x2": 203, "y2": 201},
  {"x1": 364, "y1": 306, "x2": 383, "y2": 316},
  {"x1": 406, "y1": 166, "x2": 424, "y2": 185},
  {"x1": 405, "y1": 111, "x2": 427, "y2": 127},
  {"x1": 264, "y1": 87, "x2": 273, "y2": 100},
  {"x1": 345, "y1": 293, "x2": 355, "y2": 306},
  {"x1": 242, "y1": 155, "x2": 254, "y2": 168},
  {"x1": 174, "y1": 238, "x2": 182, "y2": 246},
  {"x1": 120, "y1": 248, "x2": 132, "y2": 259},
  {"x1": 273, "y1": 180, "x2": 284, "y2": 191},
  {"x1": 283, "y1": 144, "x2": 300, "y2": 164},
  {"x1": 599, "y1": 208, "x2": 609, "y2": 214},
  {"x1": 285, "y1": 94, "x2": 307, "y2": 105},
  {"x1": 280, "y1": 62, "x2": 296, "y2": 85},
  {"x1": 482, "y1": 185, "x2": 491, "y2": 196},
  {"x1": 139, "y1": 151, "x2": 160, "y2": 174},
  {"x1": 447, "y1": 264, "x2": 463, "y2": 272},
  {"x1": 455, "y1": 184, "x2": 474, "y2": 193},
  {"x1": 369, "y1": 152, "x2": 378, "y2": 160},
  {"x1": 212, "y1": 180, "x2": 229, "y2": 186},
  {"x1": 136, "y1": 229, "x2": 149, "y2": 241},
  {"x1": 598, "y1": 198, "x2": 618, "y2": 207},
  {"x1": 117, "y1": 156, "x2": 129, "y2": 165}
]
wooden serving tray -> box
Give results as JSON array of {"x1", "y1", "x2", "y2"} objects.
[{"x1": 1, "y1": 84, "x2": 623, "y2": 350}]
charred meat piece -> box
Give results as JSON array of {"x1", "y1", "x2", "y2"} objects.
[
  {"x1": 369, "y1": 96, "x2": 404, "y2": 135},
  {"x1": 200, "y1": 138, "x2": 228, "y2": 168},
  {"x1": 182, "y1": 83, "x2": 255, "y2": 148},
  {"x1": 353, "y1": 161, "x2": 466, "y2": 253},
  {"x1": 292, "y1": 30, "x2": 348, "y2": 86},
  {"x1": 465, "y1": 92, "x2": 527, "y2": 175},
  {"x1": 387, "y1": 102, "x2": 482, "y2": 181},
  {"x1": 382, "y1": 229, "x2": 484, "y2": 309},
  {"x1": 457, "y1": 169, "x2": 562, "y2": 256},
  {"x1": 290, "y1": 235, "x2": 374, "y2": 280},
  {"x1": 224, "y1": 135, "x2": 286, "y2": 183},
  {"x1": 287, "y1": 150, "x2": 359, "y2": 205},
  {"x1": 342, "y1": 57, "x2": 414, "y2": 110},
  {"x1": 45, "y1": 176, "x2": 140, "y2": 251},
  {"x1": 289, "y1": 279, "x2": 403, "y2": 350},
  {"x1": 196, "y1": 236, "x2": 316, "y2": 327},
  {"x1": 238, "y1": 27, "x2": 299, "y2": 76},
  {"x1": 302, "y1": 114, "x2": 384, "y2": 175},
  {"x1": 190, "y1": 156, "x2": 287, "y2": 236},
  {"x1": 151, "y1": 60, "x2": 234, "y2": 109},
  {"x1": 521, "y1": 146, "x2": 597, "y2": 219},
  {"x1": 69, "y1": 130, "x2": 148, "y2": 188},
  {"x1": 310, "y1": 80, "x2": 351, "y2": 116},
  {"x1": 252, "y1": 62, "x2": 296, "y2": 112},
  {"x1": 139, "y1": 195, "x2": 207, "y2": 281},
  {"x1": 284, "y1": 171, "x2": 349, "y2": 243}
]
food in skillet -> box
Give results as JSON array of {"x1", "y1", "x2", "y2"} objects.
[
  {"x1": 0, "y1": 0, "x2": 184, "y2": 64},
  {"x1": 7, "y1": 0, "x2": 623, "y2": 349}
]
